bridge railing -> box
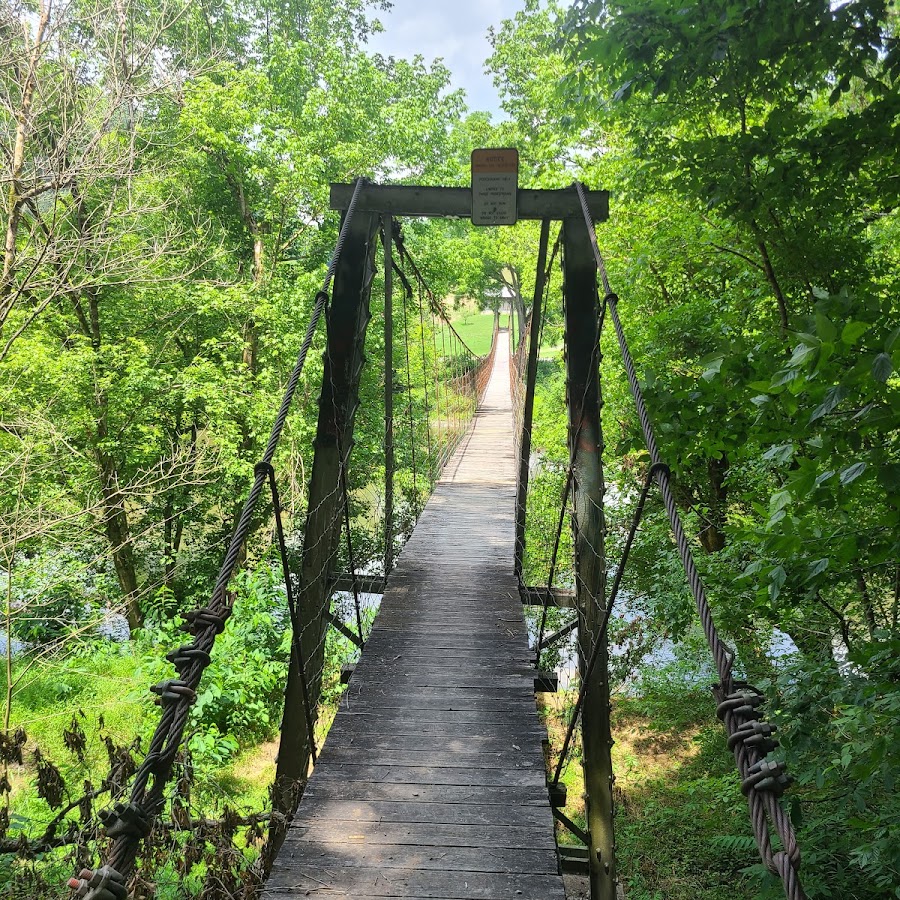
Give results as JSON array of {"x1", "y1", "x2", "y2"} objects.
[{"x1": 513, "y1": 185, "x2": 807, "y2": 900}]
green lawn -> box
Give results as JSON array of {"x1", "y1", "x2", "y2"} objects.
[{"x1": 444, "y1": 311, "x2": 507, "y2": 356}]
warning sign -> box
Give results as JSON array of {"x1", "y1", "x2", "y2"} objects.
[{"x1": 471, "y1": 148, "x2": 519, "y2": 226}]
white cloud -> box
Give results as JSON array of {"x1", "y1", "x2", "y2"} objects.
[{"x1": 367, "y1": 0, "x2": 526, "y2": 114}]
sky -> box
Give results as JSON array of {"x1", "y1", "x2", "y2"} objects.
[{"x1": 366, "y1": 0, "x2": 527, "y2": 115}]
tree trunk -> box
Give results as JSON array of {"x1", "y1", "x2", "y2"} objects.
[
  {"x1": 86, "y1": 283, "x2": 141, "y2": 628},
  {"x1": 0, "y1": 2, "x2": 50, "y2": 329},
  {"x1": 96, "y1": 443, "x2": 141, "y2": 629},
  {"x1": 698, "y1": 453, "x2": 728, "y2": 553}
]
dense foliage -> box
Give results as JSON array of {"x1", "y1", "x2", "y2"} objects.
[
  {"x1": 489, "y1": 2, "x2": 899, "y2": 897},
  {"x1": 0, "y1": 0, "x2": 897, "y2": 897}
]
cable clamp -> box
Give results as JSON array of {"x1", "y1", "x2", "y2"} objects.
[
  {"x1": 728, "y1": 720, "x2": 778, "y2": 753},
  {"x1": 150, "y1": 679, "x2": 196, "y2": 707},
  {"x1": 166, "y1": 643, "x2": 211, "y2": 675},
  {"x1": 254, "y1": 461, "x2": 275, "y2": 479},
  {"x1": 742, "y1": 759, "x2": 792, "y2": 796},
  {"x1": 98, "y1": 801, "x2": 151, "y2": 840},
  {"x1": 716, "y1": 687, "x2": 764, "y2": 721},
  {"x1": 67, "y1": 866, "x2": 127, "y2": 900},
  {"x1": 182, "y1": 606, "x2": 230, "y2": 635}
]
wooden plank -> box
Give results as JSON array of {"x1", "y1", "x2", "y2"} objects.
[
  {"x1": 519, "y1": 584, "x2": 578, "y2": 608},
  {"x1": 287, "y1": 821, "x2": 556, "y2": 851},
  {"x1": 264, "y1": 866, "x2": 565, "y2": 898},
  {"x1": 302, "y1": 781, "x2": 549, "y2": 806},
  {"x1": 318, "y1": 748, "x2": 542, "y2": 770},
  {"x1": 260, "y1": 845, "x2": 558, "y2": 874},
  {"x1": 343, "y1": 673, "x2": 539, "y2": 687},
  {"x1": 326, "y1": 719, "x2": 545, "y2": 742},
  {"x1": 329, "y1": 182, "x2": 609, "y2": 223},
  {"x1": 341, "y1": 686, "x2": 539, "y2": 702},
  {"x1": 333, "y1": 710, "x2": 543, "y2": 727},
  {"x1": 299, "y1": 762, "x2": 546, "y2": 788},
  {"x1": 298, "y1": 798, "x2": 552, "y2": 827}
]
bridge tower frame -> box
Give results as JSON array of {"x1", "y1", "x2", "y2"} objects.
[
  {"x1": 275, "y1": 182, "x2": 614, "y2": 897},
  {"x1": 562, "y1": 216, "x2": 616, "y2": 899}
]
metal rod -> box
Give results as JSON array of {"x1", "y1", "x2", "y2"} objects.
[
  {"x1": 552, "y1": 465, "x2": 661, "y2": 785},
  {"x1": 263, "y1": 464, "x2": 317, "y2": 765},
  {"x1": 326, "y1": 609, "x2": 365, "y2": 648},
  {"x1": 538, "y1": 617, "x2": 578, "y2": 651},
  {"x1": 534, "y1": 466, "x2": 574, "y2": 668},
  {"x1": 339, "y1": 459, "x2": 365, "y2": 647},
  {"x1": 552, "y1": 807, "x2": 591, "y2": 846},
  {"x1": 515, "y1": 219, "x2": 551, "y2": 584}
]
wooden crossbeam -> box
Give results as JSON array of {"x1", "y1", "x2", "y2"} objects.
[
  {"x1": 519, "y1": 585, "x2": 577, "y2": 608},
  {"x1": 330, "y1": 573, "x2": 386, "y2": 594},
  {"x1": 330, "y1": 183, "x2": 609, "y2": 222}
]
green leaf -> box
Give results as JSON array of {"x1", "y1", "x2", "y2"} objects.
[
  {"x1": 839, "y1": 462, "x2": 867, "y2": 485},
  {"x1": 771, "y1": 368, "x2": 799, "y2": 388},
  {"x1": 767, "y1": 508, "x2": 787, "y2": 529},
  {"x1": 762, "y1": 443, "x2": 794, "y2": 464},
  {"x1": 887, "y1": 325, "x2": 900, "y2": 352},
  {"x1": 841, "y1": 321, "x2": 870, "y2": 345},
  {"x1": 809, "y1": 385, "x2": 847, "y2": 423},
  {"x1": 701, "y1": 355, "x2": 724, "y2": 380},
  {"x1": 788, "y1": 343, "x2": 816, "y2": 367},
  {"x1": 769, "y1": 489, "x2": 791, "y2": 514},
  {"x1": 815, "y1": 312, "x2": 837, "y2": 343},
  {"x1": 872, "y1": 352, "x2": 893, "y2": 383},
  {"x1": 805, "y1": 558, "x2": 829, "y2": 581},
  {"x1": 768, "y1": 565, "x2": 787, "y2": 603}
]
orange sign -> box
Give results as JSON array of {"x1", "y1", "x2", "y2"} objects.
[{"x1": 471, "y1": 148, "x2": 519, "y2": 225}]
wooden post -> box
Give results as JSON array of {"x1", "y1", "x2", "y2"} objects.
[
  {"x1": 271, "y1": 209, "x2": 380, "y2": 834},
  {"x1": 562, "y1": 215, "x2": 616, "y2": 900},
  {"x1": 383, "y1": 216, "x2": 395, "y2": 576},
  {"x1": 514, "y1": 219, "x2": 550, "y2": 583}
]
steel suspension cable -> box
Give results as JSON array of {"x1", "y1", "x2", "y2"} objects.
[
  {"x1": 338, "y1": 445, "x2": 365, "y2": 648},
  {"x1": 437, "y1": 295, "x2": 451, "y2": 466},
  {"x1": 415, "y1": 278, "x2": 434, "y2": 471},
  {"x1": 572, "y1": 180, "x2": 806, "y2": 900}
]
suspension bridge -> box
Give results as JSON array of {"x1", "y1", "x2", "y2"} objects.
[{"x1": 67, "y1": 178, "x2": 806, "y2": 900}]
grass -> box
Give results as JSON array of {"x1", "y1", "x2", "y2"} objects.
[
  {"x1": 443, "y1": 310, "x2": 508, "y2": 356},
  {"x1": 539, "y1": 685, "x2": 759, "y2": 900}
]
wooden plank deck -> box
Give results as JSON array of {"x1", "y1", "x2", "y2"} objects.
[{"x1": 265, "y1": 332, "x2": 564, "y2": 899}]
